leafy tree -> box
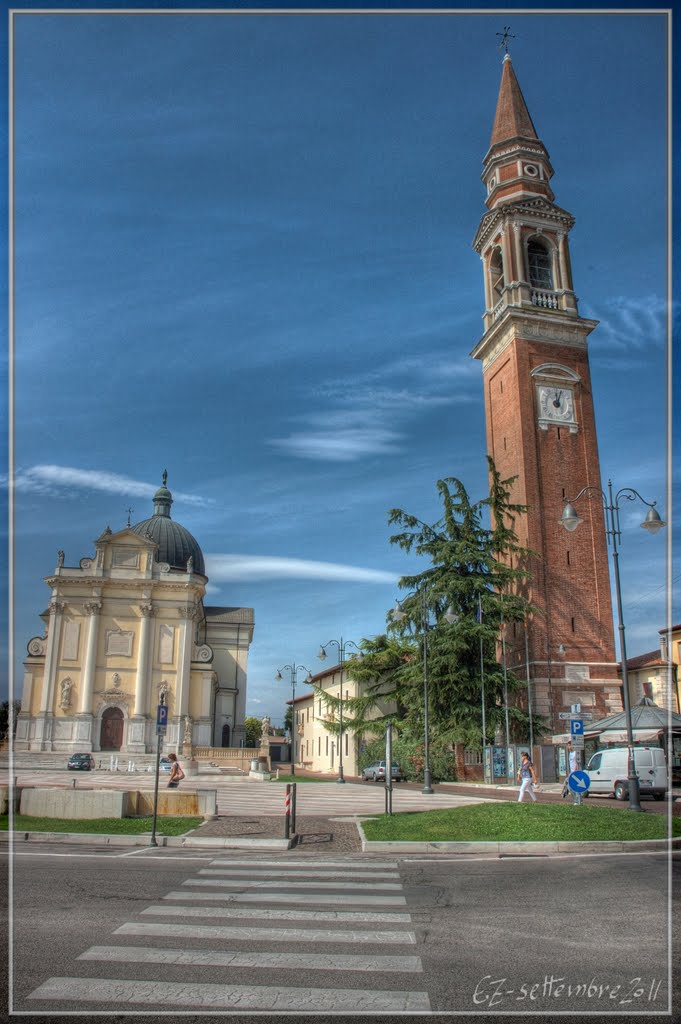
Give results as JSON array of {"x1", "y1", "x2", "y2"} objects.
[
  {"x1": 345, "y1": 460, "x2": 542, "y2": 749},
  {"x1": 283, "y1": 704, "x2": 293, "y2": 734},
  {"x1": 244, "y1": 716, "x2": 263, "y2": 748},
  {"x1": 0, "y1": 700, "x2": 21, "y2": 743}
]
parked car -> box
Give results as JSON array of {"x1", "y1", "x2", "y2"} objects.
[
  {"x1": 584, "y1": 746, "x2": 667, "y2": 801},
  {"x1": 362, "y1": 761, "x2": 401, "y2": 782},
  {"x1": 67, "y1": 753, "x2": 95, "y2": 771},
  {"x1": 159, "y1": 757, "x2": 172, "y2": 773}
]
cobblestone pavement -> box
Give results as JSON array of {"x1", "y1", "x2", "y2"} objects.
[{"x1": 188, "y1": 814, "x2": 363, "y2": 852}]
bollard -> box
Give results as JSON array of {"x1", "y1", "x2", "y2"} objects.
[
  {"x1": 284, "y1": 783, "x2": 291, "y2": 839},
  {"x1": 290, "y1": 782, "x2": 297, "y2": 835},
  {"x1": 72, "y1": 779, "x2": 76, "y2": 789}
]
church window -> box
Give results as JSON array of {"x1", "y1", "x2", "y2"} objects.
[
  {"x1": 528, "y1": 238, "x2": 553, "y2": 289},
  {"x1": 571, "y1": 617, "x2": 576, "y2": 632},
  {"x1": 490, "y1": 247, "x2": 505, "y2": 302},
  {"x1": 567, "y1": 550, "x2": 570, "y2": 565}
]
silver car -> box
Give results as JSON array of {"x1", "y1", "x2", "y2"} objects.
[{"x1": 361, "y1": 761, "x2": 401, "y2": 782}]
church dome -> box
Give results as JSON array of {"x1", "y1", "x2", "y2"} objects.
[{"x1": 130, "y1": 471, "x2": 205, "y2": 576}]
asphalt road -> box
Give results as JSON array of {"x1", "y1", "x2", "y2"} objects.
[{"x1": 4, "y1": 844, "x2": 678, "y2": 1021}]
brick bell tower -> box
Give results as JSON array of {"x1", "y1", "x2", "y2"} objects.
[{"x1": 471, "y1": 52, "x2": 622, "y2": 733}]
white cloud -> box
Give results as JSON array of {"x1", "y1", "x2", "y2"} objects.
[
  {"x1": 7, "y1": 465, "x2": 213, "y2": 507},
  {"x1": 269, "y1": 427, "x2": 403, "y2": 462},
  {"x1": 205, "y1": 553, "x2": 396, "y2": 584},
  {"x1": 584, "y1": 294, "x2": 666, "y2": 352}
]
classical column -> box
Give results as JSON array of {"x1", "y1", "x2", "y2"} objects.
[
  {"x1": 133, "y1": 603, "x2": 155, "y2": 716},
  {"x1": 39, "y1": 598, "x2": 65, "y2": 713},
  {"x1": 175, "y1": 603, "x2": 197, "y2": 720},
  {"x1": 557, "y1": 232, "x2": 569, "y2": 290},
  {"x1": 79, "y1": 601, "x2": 102, "y2": 714},
  {"x1": 513, "y1": 223, "x2": 524, "y2": 282},
  {"x1": 481, "y1": 253, "x2": 492, "y2": 311},
  {"x1": 500, "y1": 229, "x2": 512, "y2": 289}
]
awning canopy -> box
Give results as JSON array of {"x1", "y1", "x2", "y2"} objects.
[{"x1": 583, "y1": 729, "x2": 661, "y2": 743}]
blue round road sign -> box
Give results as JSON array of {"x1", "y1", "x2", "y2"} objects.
[{"x1": 567, "y1": 770, "x2": 591, "y2": 793}]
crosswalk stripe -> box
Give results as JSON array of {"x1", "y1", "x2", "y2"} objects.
[
  {"x1": 206, "y1": 858, "x2": 398, "y2": 869},
  {"x1": 167, "y1": 889, "x2": 407, "y2": 906},
  {"x1": 28, "y1": 977, "x2": 431, "y2": 1011},
  {"x1": 204, "y1": 867, "x2": 400, "y2": 879},
  {"x1": 78, "y1": 945, "x2": 423, "y2": 973},
  {"x1": 142, "y1": 904, "x2": 412, "y2": 923},
  {"x1": 115, "y1": 922, "x2": 416, "y2": 945},
  {"x1": 193, "y1": 874, "x2": 402, "y2": 890}
]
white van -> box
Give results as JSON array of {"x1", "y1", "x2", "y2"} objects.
[{"x1": 584, "y1": 747, "x2": 667, "y2": 801}]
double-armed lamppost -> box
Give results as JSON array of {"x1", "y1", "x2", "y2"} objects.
[
  {"x1": 560, "y1": 479, "x2": 666, "y2": 812},
  {"x1": 317, "y1": 638, "x2": 361, "y2": 783},
  {"x1": 390, "y1": 592, "x2": 457, "y2": 795},
  {"x1": 275, "y1": 663, "x2": 312, "y2": 775}
]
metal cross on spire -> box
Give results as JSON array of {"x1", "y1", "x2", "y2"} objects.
[
  {"x1": 125, "y1": 507, "x2": 134, "y2": 527},
  {"x1": 496, "y1": 26, "x2": 516, "y2": 55}
]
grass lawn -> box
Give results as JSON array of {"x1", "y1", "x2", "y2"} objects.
[
  {"x1": 361, "y1": 802, "x2": 681, "y2": 843},
  {"x1": 271, "y1": 774, "x2": 330, "y2": 783},
  {"x1": 1, "y1": 815, "x2": 204, "y2": 836}
]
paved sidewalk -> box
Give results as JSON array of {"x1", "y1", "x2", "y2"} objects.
[{"x1": 190, "y1": 814, "x2": 363, "y2": 852}]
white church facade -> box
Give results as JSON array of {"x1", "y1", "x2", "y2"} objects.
[{"x1": 15, "y1": 473, "x2": 254, "y2": 755}]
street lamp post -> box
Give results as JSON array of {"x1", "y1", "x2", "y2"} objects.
[
  {"x1": 275, "y1": 663, "x2": 312, "y2": 776},
  {"x1": 560, "y1": 479, "x2": 666, "y2": 812},
  {"x1": 317, "y1": 638, "x2": 360, "y2": 783},
  {"x1": 391, "y1": 593, "x2": 457, "y2": 795}
]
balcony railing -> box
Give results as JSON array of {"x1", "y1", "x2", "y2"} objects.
[{"x1": 531, "y1": 288, "x2": 559, "y2": 309}]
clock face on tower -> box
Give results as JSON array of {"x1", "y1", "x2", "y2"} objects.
[{"x1": 537, "y1": 384, "x2": 577, "y2": 431}]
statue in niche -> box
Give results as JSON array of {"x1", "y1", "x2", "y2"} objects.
[
  {"x1": 183, "y1": 715, "x2": 193, "y2": 745},
  {"x1": 158, "y1": 681, "x2": 170, "y2": 703},
  {"x1": 186, "y1": 555, "x2": 194, "y2": 573},
  {"x1": 59, "y1": 678, "x2": 73, "y2": 709},
  {"x1": 111, "y1": 672, "x2": 121, "y2": 689},
  {"x1": 57, "y1": 550, "x2": 65, "y2": 568}
]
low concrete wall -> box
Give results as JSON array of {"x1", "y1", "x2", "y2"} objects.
[
  {"x1": 18, "y1": 787, "x2": 217, "y2": 820},
  {"x1": 20, "y1": 788, "x2": 128, "y2": 820},
  {"x1": 129, "y1": 789, "x2": 217, "y2": 818}
]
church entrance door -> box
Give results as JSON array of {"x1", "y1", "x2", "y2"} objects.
[
  {"x1": 100, "y1": 707, "x2": 124, "y2": 750},
  {"x1": 221, "y1": 723, "x2": 231, "y2": 747}
]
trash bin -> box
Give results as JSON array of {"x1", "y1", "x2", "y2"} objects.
[{"x1": 250, "y1": 759, "x2": 259, "y2": 771}]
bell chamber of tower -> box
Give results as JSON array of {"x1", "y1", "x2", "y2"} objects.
[{"x1": 470, "y1": 53, "x2": 621, "y2": 735}]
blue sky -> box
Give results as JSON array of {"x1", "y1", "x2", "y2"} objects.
[{"x1": 7, "y1": 8, "x2": 674, "y2": 725}]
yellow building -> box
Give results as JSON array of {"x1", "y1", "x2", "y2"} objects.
[
  {"x1": 16, "y1": 473, "x2": 254, "y2": 755},
  {"x1": 290, "y1": 663, "x2": 394, "y2": 777}
]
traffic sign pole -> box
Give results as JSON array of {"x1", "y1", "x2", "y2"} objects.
[{"x1": 150, "y1": 699, "x2": 166, "y2": 847}]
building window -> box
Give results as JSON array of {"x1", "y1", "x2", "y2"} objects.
[
  {"x1": 490, "y1": 247, "x2": 505, "y2": 302},
  {"x1": 318, "y1": 737, "x2": 321, "y2": 755},
  {"x1": 528, "y1": 238, "x2": 553, "y2": 289},
  {"x1": 345, "y1": 733, "x2": 348, "y2": 755},
  {"x1": 325, "y1": 736, "x2": 329, "y2": 755},
  {"x1": 306, "y1": 708, "x2": 309, "y2": 722}
]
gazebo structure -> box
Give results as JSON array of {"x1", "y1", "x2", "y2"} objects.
[{"x1": 584, "y1": 697, "x2": 681, "y2": 783}]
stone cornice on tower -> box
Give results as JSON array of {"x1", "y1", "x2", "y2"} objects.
[{"x1": 473, "y1": 198, "x2": 575, "y2": 254}]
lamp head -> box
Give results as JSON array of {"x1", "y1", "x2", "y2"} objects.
[
  {"x1": 274, "y1": 670, "x2": 283, "y2": 682},
  {"x1": 317, "y1": 646, "x2": 327, "y2": 661},
  {"x1": 560, "y1": 502, "x2": 583, "y2": 532},
  {"x1": 640, "y1": 506, "x2": 666, "y2": 535},
  {"x1": 305, "y1": 671, "x2": 313, "y2": 683}
]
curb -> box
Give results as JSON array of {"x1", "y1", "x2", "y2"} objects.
[
  {"x1": 1, "y1": 830, "x2": 296, "y2": 849},
  {"x1": 355, "y1": 821, "x2": 681, "y2": 855}
]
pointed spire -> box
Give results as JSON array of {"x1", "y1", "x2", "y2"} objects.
[{"x1": 490, "y1": 54, "x2": 538, "y2": 148}]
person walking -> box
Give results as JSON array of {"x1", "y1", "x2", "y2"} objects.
[
  {"x1": 167, "y1": 752, "x2": 185, "y2": 789},
  {"x1": 517, "y1": 751, "x2": 537, "y2": 802}
]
